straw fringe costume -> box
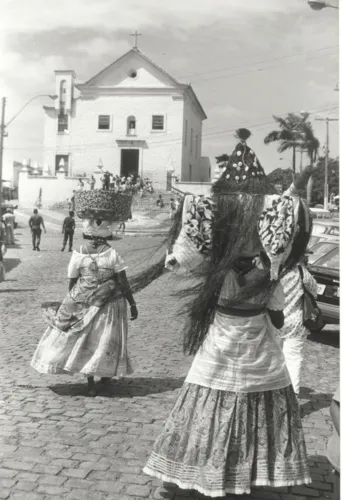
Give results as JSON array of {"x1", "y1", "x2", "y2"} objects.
[{"x1": 144, "y1": 130, "x2": 312, "y2": 496}]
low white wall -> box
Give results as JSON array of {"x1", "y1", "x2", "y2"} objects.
[
  {"x1": 18, "y1": 170, "x2": 103, "y2": 208},
  {"x1": 174, "y1": 181, "x2": 212, "y2": 196}
]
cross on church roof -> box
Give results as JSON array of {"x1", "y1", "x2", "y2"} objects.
[{"x1": 130, "y1": 30, "x2": 142, "y2": 49}]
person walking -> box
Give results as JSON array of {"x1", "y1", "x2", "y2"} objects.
[
  {"x1": 156, "y1": 194, "x2": 164, "y2": 209},
  {"x1": 69, "y1": 191, "x2": 76, "y2": 212},
  {"x1": 143, "y1": 129, "x2": 312, "y2": 496},
  {"x1": 2, "y1": 208, "x2": 15, "y2": 245},
  {"x1": 28, "y1": 208, "x2": 46, "y2": 251},
  {"x1": 30, "y1": 225, "x2": 138, "y2": 397},
  {"x1": 278, "y1": 256, "x2": 318, "y2": 397},
  {"x1": 88, "y1": 175, "x2": 96, "y2": 191},
  {"x1": 169, "y1": 198, "x2": 177, "y2": 219},
  {"x1": 61, "y1": 211, "x2": 76, "y2": 252}
]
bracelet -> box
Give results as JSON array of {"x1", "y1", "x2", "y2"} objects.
[{"x1": 130, "y1": 302, "x2": 136, "y2": 307}]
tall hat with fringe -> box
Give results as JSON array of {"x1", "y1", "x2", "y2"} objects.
[{"x1": 213, "y1": 128, "x2": 273, "y2": 195}]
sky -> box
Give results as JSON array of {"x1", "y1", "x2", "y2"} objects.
[{"x1": 0, "y1": 0, "x2": 339, "y2": 181}]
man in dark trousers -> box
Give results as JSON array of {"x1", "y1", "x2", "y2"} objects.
[
  {"x1": 28, "y1": 209, "x2": 46, "y2": 251},
  {"x1": 61, "y1": 211, "x2": 76, "y2": 252}
]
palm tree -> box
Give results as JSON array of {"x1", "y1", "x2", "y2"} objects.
[
  {"x1": 264, "y1": 113, "x2": 308, "y2": 176},
  {"x1": 264, "y1": 113, "x2": 320, "y2": 203},
  {"x1": 297, "y1": 120, "x2": 320, "y2": 205}
]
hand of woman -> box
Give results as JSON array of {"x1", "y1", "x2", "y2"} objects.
[{"x1": 130, "y1": 304, "x2": 138, "y2": 321}]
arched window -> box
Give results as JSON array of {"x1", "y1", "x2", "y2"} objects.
[{"x1": 127, "y1": 116, "x2": 136, "y2": 136}]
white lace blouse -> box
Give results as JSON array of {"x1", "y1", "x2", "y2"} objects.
[{"x1": 67, "y1": 247, "x2": 127, "y2": 279}]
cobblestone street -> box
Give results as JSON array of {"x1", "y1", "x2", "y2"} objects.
[{"x1": 0, "y1": 222, "x2": 339, "y2": 500}]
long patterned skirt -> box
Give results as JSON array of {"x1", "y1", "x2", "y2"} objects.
[
  {"x1": 144, "y1": 383, "x2": 311, "y2": 497},
  {"x1": 30, "y1": 298, "x2": 132, "y2": 378}
]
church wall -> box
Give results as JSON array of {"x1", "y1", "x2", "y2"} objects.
[
  {"x1": 181, "y1": 95, "x2": 203, "y2": 182},
  {"x1": 43, "y1": 93, "x2": 184, "y2": 189}
]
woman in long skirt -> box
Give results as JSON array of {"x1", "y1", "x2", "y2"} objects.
[
  {"x1": 144, "y1": 129, "x2": 313, "y2": 496},
  {"x1": 31, "y1": 233, "x2": 138, "y2": 396}
]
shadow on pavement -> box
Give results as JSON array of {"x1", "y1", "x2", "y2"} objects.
[
  {"x1": 300, "y1": 387, "x2": 331, "y2": 418},
  {"x1": 50, "y1": 376, "x2": 185, "y2": 398},
  {"x1": 0, "y1": 288, "x2": 37, "y2": 293},
  {"x1": 308, "y1": 330, "x2": 339, "y2": 348},
  {"x1": 3, "y1": 258, "x2": 21, "y2": 273}
]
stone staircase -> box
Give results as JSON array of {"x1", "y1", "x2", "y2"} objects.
[{"x1": 132, "y1": 189, "x2": 173, "y2": 212}]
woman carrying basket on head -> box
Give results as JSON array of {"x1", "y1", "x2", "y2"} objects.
[{"x1": 30, "y1": 190, "x2": 138, "y2": 397}]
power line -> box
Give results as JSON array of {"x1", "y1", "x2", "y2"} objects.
[
  {"x1": 192, "y1": 52, "x2": 338, "y2": 85},
  {"x1": 176, "y1": 45, "x2": 338, "y2": 81}
]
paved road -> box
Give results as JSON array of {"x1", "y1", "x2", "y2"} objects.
[{"x1": 0, "y1": 223, "x2": 339, "y2": 500}]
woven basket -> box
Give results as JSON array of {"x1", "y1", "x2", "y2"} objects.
[{"x1": 75, "y1": 190, "x2": 133, "y2": 221}]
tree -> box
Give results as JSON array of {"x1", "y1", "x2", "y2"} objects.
[
  {"x1": 309, "y1": 157, "x2": 339, "y2": 206},
  {"x1": 264, "y1": 113, "x2": 320, "y2": 177},
  {"x1": 267, "y1": 168, "x2": 293, "y2": 191}
]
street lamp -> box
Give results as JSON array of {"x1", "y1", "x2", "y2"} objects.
[
  {"x1": 308, "y1": 1, "x2": 339, "y2": 9},
  {"x1": 0, "y1": 94, "x2": 57, "y2": 209}
]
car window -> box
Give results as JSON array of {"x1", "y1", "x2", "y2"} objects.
[
  {"x1": 313, "y1": 248, "x2": 340, "y2": 270},
  {"x1": 312, "y1": 225, "x2": 327, "y2": 235},
  {"x1": 328, "y1": 227, "x2": 340, "y2": 236},
  {"x1": 308, "y1": 242, "x2": 338, "y2": 264}
]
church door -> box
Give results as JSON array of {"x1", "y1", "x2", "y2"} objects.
[{"x1": 120, "y1": 149, "x2": 139, "y2": 177}]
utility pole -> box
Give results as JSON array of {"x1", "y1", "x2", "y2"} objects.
[
  {"x1": 0, "y1": 97, "x2": 6, "y2": 211},
  {"x1": 315, "y1": 116, "x2": 339, "y2": 210}
]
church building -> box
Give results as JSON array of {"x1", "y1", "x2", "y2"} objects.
[{"x1": 42, "y1": 40, "x2": 209, "y2": 190}]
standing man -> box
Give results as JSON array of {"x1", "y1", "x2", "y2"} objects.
[
  {"x1": 3, "y1": 208, "x2": 15, "y2": 245},
  {"x1": 69, "y1": 191, "x2": 76, "y2": 212},
  {"x1": 61, "y1": 211, "x2": 76, "y2": 252},
  {"x1": 88, "y1": 175, "x2": 96, "y2": 191},
  {"x1": 28, "y1": 209, "x2": 46, "y2": 251}
]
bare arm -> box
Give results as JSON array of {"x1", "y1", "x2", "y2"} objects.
[{"x1": 69, "y1": 277, "x2": 78, "y2": 292}]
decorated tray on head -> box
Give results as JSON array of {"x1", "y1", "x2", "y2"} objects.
[{"x1": 75, "y1": 189, "x2": 133, "y2": 221}]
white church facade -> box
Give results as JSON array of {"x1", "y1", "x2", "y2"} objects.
[{"x1": 42, "y1": 47, "x2": 209, "y2": 190}]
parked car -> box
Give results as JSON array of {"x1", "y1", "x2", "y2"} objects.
[
  {"x1": 308, "y1": 234, "x2": 339, "y2": 250},
  {"x1": 310, "y1": 208, "x2": 332, "y2": 219},
  {"x1": 0, "y1": 203, "x2": 18, "y2": 229},
  {"x1": 308, "y1": 241, "x2": 339, "y2": 325},
  {"x1": 312, "y1": 221, "x2": 339, "y2": 237}
]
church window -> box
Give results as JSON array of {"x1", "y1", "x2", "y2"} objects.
[
  {"x1": 184, "y1": 120, "x2": 188, "y2": 146},
  {"x1": 58, "y1": 112, "x2": 68, "y2": 133},
  {"x1": 190, "y1": 128, "x2": 193, "y2": 153},
  {"x1": 195, "y1": 134, "x2": 198, "y2": 158},
  {"x1": 55, "y1": 154, "x2": 69, "y2": 175},
  {"x1": 98, "y1": 115, "x2": 111, "y2": 130},
  {"x1": 152, "y1": 115, "x2": 164, "y2": 131},
  {"x1": 127, "y1": 116, "x2": 136, "y2": 135}
]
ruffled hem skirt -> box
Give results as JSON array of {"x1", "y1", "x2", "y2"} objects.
[
  {"x1": 144, "y1": 383, "x2": 311, "y2": 497},
  {"x1": 30, "y1": 298, "x2": 132, "y2": 378}
]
